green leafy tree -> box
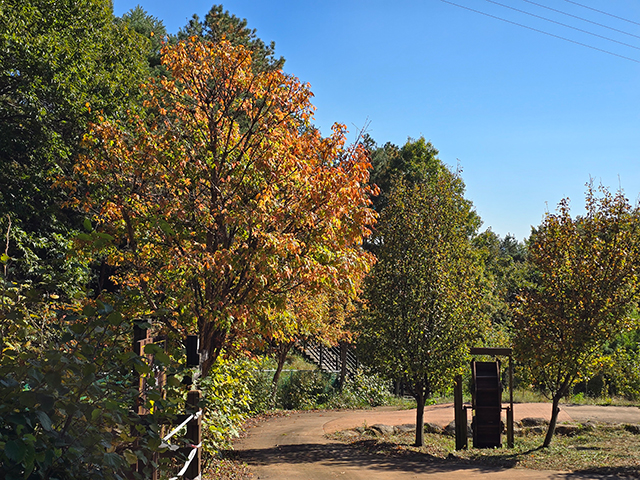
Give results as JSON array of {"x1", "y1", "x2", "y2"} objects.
[
  {"x1": 0, "y1": 0, "x2": 150, "y2": 298},
  {"x1": 178, "y1": 4, "x2": 283, "y2": 71},
  {"x1": 366, "y1": 136, "x2": 480, "y2": 234},
  {"x1": 117, "y1": 6, "x2": 169, "y2": 74},
  {"x1": 515, "y1": 184, "x2": 640, "y2": 447},
  {"x1": 472, "y1": 230, "x2": 531, "y2": 346},
  {"x1": 357, "y1": 170, "x2": 486, "y2": 447}
]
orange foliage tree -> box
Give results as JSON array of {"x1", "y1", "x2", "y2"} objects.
[
  {"x1": 257, "y1": 285, "x2": 360, "y2": 399},
  {"x1": 74, "y1": 38, "x2": 376, "y2": 375}
]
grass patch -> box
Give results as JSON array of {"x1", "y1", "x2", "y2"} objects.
[
  {"x1": 509, "y1": 389, "x2": 640, "y2": 406},
  {"x1": 330, "y1": 423, "x2": 640, "y2": 475}
]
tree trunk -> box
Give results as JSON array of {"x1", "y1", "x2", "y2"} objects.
[
  {"x1": 414, "y1": 383, "x2": 426, "y2": 447},
  {"x1": 543, "y1": 392, "x2": 562, "y2": 447},
  {"x1": 339, "y1": 342, "x2": 348, "y2": 391},
  {"x1": 271, "y1": 341, "x2": 293, "y2": 404},
  {"x1": 199, "y1": 324, "x2": 225, "y2": 377}
]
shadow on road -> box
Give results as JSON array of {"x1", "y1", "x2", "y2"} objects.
[
  {"x1": 561, "y1": 466, "x2": 640, "y2": 479},
  {"x1": 229, "y1": 441, "x2": 640, "y2": 479},
  {"x1": 227, "y1": 441, "x2": 520, "y2": 476}
]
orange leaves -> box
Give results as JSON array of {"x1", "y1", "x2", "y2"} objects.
[{"x1": 75, "y1": 37, "x2": 376, "y2": 373}]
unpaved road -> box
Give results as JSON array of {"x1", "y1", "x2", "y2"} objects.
[{"x1": 233, "y1": 404, "x2": 640, "y2": 480}]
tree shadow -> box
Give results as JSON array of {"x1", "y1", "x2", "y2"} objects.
[
  {"x1": 229, "y1": 420, "x2": 638, "y2": 479},
  {"x1": 226, "y1": 439, "x2": 525, "y2": 475},
  {"x1": 559, "y1": 466, "x2": 640, "y2": 479}
]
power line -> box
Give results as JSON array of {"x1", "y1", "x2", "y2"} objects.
[
  {"x1": 439, "y1": 0, "x2": 640, "y2": 64},
  {"x1": 521, "y1": 0, "x2": 640, "y2": 40},
  {"x1": 484, "y1": 0, "x2": 640, "y2": 52},
  {"x1": 562, "y1": 0, "x2": 640, "y2": 28}
]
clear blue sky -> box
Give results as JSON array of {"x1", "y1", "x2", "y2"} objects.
[{"x1": 112, "y1": 0, "x2": 640, "y2": 242}]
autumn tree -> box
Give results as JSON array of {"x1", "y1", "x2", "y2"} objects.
[
  {"x1": 515, "y1": 185, "x2": 640, "y2": 447},
  {"x1": 356, "y1": 170, "x2": 486, "y2": 447},
  {"x1": 258, "y1": 286, "x2": 357, "y2": 401},
  {"x1": 74, "y1": 38, "x2": 376, "y2": 375}
]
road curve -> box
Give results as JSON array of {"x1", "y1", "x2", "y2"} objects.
[{"x1": 232, "y1": 405, "x2": 625, "y2": 480}]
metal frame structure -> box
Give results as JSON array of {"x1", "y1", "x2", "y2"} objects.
[{"x1": 454, "y1": 347, "x2": 514, "y2": 450}]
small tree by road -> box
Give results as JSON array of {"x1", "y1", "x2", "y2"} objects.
[
  {"x1": 356, "y1": 170, "x2": 486, "y2": 447},
  {"x1": 515, "y1": 185, "x2": 640, "y2": 447}
]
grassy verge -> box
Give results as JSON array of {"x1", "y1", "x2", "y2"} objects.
[
  {"x1": 329, "y1": 423, "x2": 640, "y2": 475},
  {"x1": 509, "y1": 389, "x2": 640, "y2": 406}
]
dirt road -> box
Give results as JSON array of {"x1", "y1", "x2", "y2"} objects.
[{"x1": 233, "y1": 403, "x2": 640, "y2": 479}]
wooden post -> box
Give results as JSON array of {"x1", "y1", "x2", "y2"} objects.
[
  {"x1": 186, "y1": 335, "x2": 199, "y2": 367},
  {"x1": 507, "y1": 355, "x2": 514, "y2": 448},
  {"x1": 339, "y1": 343, "x2": 348, "y2": 389},
  {"x1": 130, "y1": 325, "x2": 159, "y2": 479},
  {"x1": 506, "y1": 406, "x2": 514, "y2": 448},
  {"x1": 454, "y1": 375, "x2": 468, "y2": 450},
  {"x1": 185, "y1": 390, "x2": 201, "y2": 480}
]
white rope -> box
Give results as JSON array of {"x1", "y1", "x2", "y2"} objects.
[
  {"x1": 163, "y1": 410, "x2": 202, "y2": 442},
  {"x1": 168, "y1": 442, "x2": 201, "y2": 480}
]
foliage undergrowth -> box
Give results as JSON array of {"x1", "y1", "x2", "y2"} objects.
[{"x1": 0, "y1": 285, "x2": 178, "y2": 480}]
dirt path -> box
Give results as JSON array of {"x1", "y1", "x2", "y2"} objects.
[{"x1": 233, "y1": 403, "x2": 640, "y2": 479}]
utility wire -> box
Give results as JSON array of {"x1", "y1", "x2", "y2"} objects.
[
  {"x1": 521, "y1": 0, "x2": 640, "y2": 40},
  {"x1": 439, "y1": 0, "x2": 640, "y2": 64},
  {"x1": 484, "y1": 0, "x2": 640, "y2": 52},
  {"x1": 562, "y1": 0, "x2": 640, "y2": 28}
]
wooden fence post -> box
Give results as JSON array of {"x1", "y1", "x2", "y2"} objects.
[
  {"x1": 185, "y1": 390, "x2": 202, "y2": 480},
  {"x1": 454, "y1": 374, "x2": 468, "y2": 450},
  {"x1": 129, "y1": 325, "x2": 159, "y2": 480}
]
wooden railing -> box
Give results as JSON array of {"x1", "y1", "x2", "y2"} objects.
[{"x1": 297, "y1": 341, "x2": 358, "y2": 376}]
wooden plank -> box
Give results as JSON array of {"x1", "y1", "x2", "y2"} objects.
[
  {"x1": 454, "y1": 375, "x2": 467, "y2": 450},
  {"x1": 470, "y1": 347, "x2": 512, "y2": 356},
  {"x1": 185, "y1": 390, "x2": 201, "y2": 480}
]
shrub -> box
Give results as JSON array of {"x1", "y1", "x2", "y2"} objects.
[
  {"x1": 277, "y1": 370, "x2": 336, "y2": 410},
  {"x1": 199, "y1": 356, "x2": 261, "y2": 451},
  {"x1": 0, "y1": 287, "x2": 165, "y2": 480},
  {"x1": 329, "y1": 368, "x2": 393, "y2": 408}
]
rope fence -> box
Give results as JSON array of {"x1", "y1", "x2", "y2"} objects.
[
  {"x1": 168, "y1": 442, "x2": 202, "y2": 480},
  {"x1": 161, "y1": 409, "x2": 203, "y2": 479},
  {"x1": 163, "y1": 410, "x2": 203, "y2": 443}
]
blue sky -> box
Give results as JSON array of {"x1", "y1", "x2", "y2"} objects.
[{"x1": 112, "y1": 0, "x2": 640, "y2": 242}]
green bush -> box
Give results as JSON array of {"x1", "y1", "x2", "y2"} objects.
[
  {"x1": 199, "y1": 357, "x2": 261, "y2": 451},
  {"x1": 277, "y1": 370, "x2": 336, "y2": 410},
  {"x1": 247, "y1": 368, "x2": 275, "y2": 413},
  {"x1": 198, "y1": 355, "x2": 278, "y2": 473},
  {"x1": 0, "y1": 287, "x2": 169, "y2": 480},
  {"x1": 329, "y1": 368, "x2": 393, "y2": 408},
  {"x1": 274, "y1": 366, "x2": 394, "y2": 410}
]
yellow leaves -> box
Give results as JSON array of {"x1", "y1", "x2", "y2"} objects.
[{"x1": 72, "y1": 35, "x2": 377, "y2": 364}]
